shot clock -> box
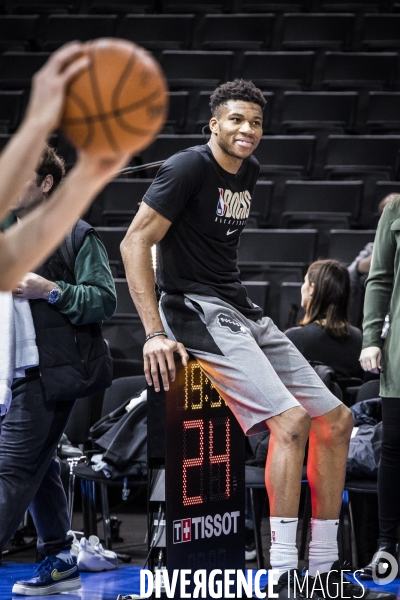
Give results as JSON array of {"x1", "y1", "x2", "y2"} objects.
[{"x1": 147, "y1": 354, "x2": 245, "y2": 599}]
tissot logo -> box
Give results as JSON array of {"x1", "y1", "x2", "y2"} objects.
[
  {"x1": 173, "y1": 511, "x2": 240, "y2": 544},
  {"x1": 216, "y1": 187, "x2": 252, "y2": 220},
  {"x1": 217, "y1": 313, "x2": 246, "y2": 334}
]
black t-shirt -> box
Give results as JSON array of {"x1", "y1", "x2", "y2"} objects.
[
  {"x1": 285, "y1": 322, "x2": 363, "y2": 379},
  {"x1": 143, "y1": 144, "x2": 262, "y2": 319}
]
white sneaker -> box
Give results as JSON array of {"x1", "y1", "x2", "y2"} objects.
[
  {"x1": 67, "y1": 530, "x2": 80, "y2": 559},
  {"x1": 78, "y1": 535, "x2": 118, "y2": 572}
]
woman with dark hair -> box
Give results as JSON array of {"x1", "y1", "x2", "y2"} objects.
[{"x1": 285, "y1": 259, "x2": 363, "y2": 379}]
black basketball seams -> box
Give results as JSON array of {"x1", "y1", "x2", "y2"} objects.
[
  {"x1": 66, "y1": 89, "x2": 95, "y2": 150},
  {"x1": 88, "y1": 44, "x2": 120, "y2": 153},
  {"x1": 62, "y1": 86, "x2": 165, "y2": 130}
]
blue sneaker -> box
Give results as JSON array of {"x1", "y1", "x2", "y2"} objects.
[{"x1": 12, "y1": 555, "x2": 81, "y2": 596}]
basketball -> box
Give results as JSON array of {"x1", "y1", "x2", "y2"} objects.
[{"x1": 60, "y1": 38, "x2": 168, "y2": 156}]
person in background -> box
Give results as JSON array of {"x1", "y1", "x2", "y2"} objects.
[
  {"x1": 359, "y1": 195, "x2": 400, "y2": 579},
  {"x1": 0, "y1": 144, "x2": 116, "y2": 597},
  {"x1": 348, "y1": 194, "x2": 397, "y2": 329},
  {"x1": 286, "y1": 259, "x2": 363, "y2": 380},
  {"x1": 0, "y1": 42, "x2": 130, "y2": 292}
]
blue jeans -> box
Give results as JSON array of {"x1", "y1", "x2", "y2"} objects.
[{"x1": 0, "y1": 370, "x2": 75, "y2": 555}]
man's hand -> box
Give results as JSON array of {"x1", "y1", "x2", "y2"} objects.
[
  {"x1": 359, "y1": 346, "x2": 382, "y2": 374},
  {"x1": 144, "y1": 336, "x2": 189, "y2": 392},
  {"x1": 13, "y1": 273, "x2": 55, "y2": 300},
  {"x1": 24, "y1": 41, "x2": 90, "y2": 135}
]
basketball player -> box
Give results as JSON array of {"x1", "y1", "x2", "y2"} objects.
[
  {"x1": 0, "y1": 42, "x2": 130, "y2": 291},
  {"x1": 121, "y1": 79, "x2": 392, "y2": 600}
]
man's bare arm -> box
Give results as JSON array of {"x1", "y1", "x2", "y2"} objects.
[
  {"x1": 121, "y1": 202, "x2": 188, "y2": 392},
  {"x1": 0, "y1": 42, "x2": 89, "y2": 225},
  {"x1": 0, "y1": 151, "x2": 130, "y2": 291}
]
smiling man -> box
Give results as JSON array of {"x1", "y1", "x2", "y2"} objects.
[{"x1": 121, "y1": 80, "x2": 391, "y2": 600}]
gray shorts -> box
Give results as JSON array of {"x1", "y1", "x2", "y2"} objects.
[{"x1": 160, "y1": 293, "x2": 342, "y2": 436}]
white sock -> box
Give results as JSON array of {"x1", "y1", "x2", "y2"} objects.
[
  {"x1": 269, "y1": 516, "x2": 299, "y2": 577},
  {"x1": 55, "y1": 549, "x2": 74, "y2": 564},
  {"x1": 308, "y1": 518, "x2": 339, "y2": 576}
]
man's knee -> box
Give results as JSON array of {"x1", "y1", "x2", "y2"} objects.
[
  {"x1": 268, "y1": 406, "x2": 311, "y2": 447},
  {"x1": 313, "y1": 404, "x2": 353, "y2": 445}
]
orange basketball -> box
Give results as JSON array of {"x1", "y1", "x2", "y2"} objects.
[{"x1": 60, "y1": 38, "x2": 168, "y2": 157}]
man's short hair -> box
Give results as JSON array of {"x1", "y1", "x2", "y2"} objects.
[
  {"x1": 35, "y1": 144, "x2": 66, "y2": 196},
  {"x1": 209, "y1": 79, "x2": 266, "y2": 117}
]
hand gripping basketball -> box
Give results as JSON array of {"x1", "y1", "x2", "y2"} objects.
[{"x1": 60, "y1": 38, "x2": 168, "y2": 157}]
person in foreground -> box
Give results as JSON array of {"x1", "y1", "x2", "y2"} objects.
[
  {"x1": 0, "y1": 41, "x2": 130, "y2": 292},
  {"x1": 121, "y1": 79, "x2": 392, "y2": 600},
  {"x1": 358, "y1": 194, "x2": 400, "y2": 580},
  {"x1": 0, "y1": 145, "x2": 116, "y2": 596},
  {"x1": 286, "y1": 259, "x2": 363, "y2": 379}
]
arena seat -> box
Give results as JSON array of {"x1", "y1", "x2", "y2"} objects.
[
  {"x1": 280, "y1": 14, "x2": 355, "y2": 51},
  {"x1": 114, "y1": 278, "x2": 139, "y2": 318},
  {"x1": 370, "y1": 181, "x2": 400, "y2": 227},
  {"x1": 140, "y1": 134, "x2": 205, "y2": 166},
  {"x1": 40, "y1": 15, "x2": 117, "y2": 50},
  {"x1": 0, "y1": 16, "x2": 40, "y2": 52},
  {"x1": 4, "y1": 0, "x2": 81, "y2": 13},
  {"x1": 249, "y1": 181, "x2": 274, "y2": 227},
  {"x1": 96, "y1": 227, "x2": 127, "y2": 277},
  {"x1": 310, "y1": 0, "x2": 393, "y2": 11},
  {"x1": 238, "y1": 0, "x2": 310, "y2": 11},
  {"x1": 161, "y1": 50, "x2": 234, "y2": 88},
  {"x1": 327, "y1": 229, "x2": 376, "y2": 264},
  {"x1": 282, "y1": 180, "x2": 363, "y2": 222},
  {"x1": 0, "y1": 90, "x2": 24, "y2": 132},
  {"x1": 366, "y1": 92, "x2": 400, "y2": 134},
  {"x1": 193, "y1": 90, "x2": 274, "y2": 133},
  {"x1": 0, "y1": 52, "x2": 50, "y2": 89},
  {"x1": 360, "y1": 14, "x2": 400, "y2": 51},
  {"x1": 239, "y1": 51, "x2": 315, "y2": 89},
  {"x1": 321, "y1": 52, "x2": 398, "y2": 90},
  {"x1": 88, "y1": 179, "x2": 153, "y2": 227},
  {"x1": 253, "y1": 136, "x2": 316, "y2": 177},
  {"x1": 199, "y1": 14, "x2": 275, "y2": 49},
  {"x1": 238, "y1": 229, "x2": 318, "y2": 266},
  {"x1": 242, "y1": 281, "x2": 270, "y2": 316},
  {"x1": 163, "y1": 91, "x2": 190, "y2": 133},
  {"x1": 279, "y1": 281, "x2": 304, "y2": 331},
  {"x1": 87, "y1": 0, "x2": 156, "y2": 13},
  {"x1": 280, "y1": 91, "x2": 358, "y2": 134},
  {"x1": 323, "y1": 135, "x2": 400, "y2": 180},
  {"x1": 117, "y1": 14, "x2": 195, "y2": 51},
  {"x1": 162, "y1": 0, "x2": 232, "y2": 13}
]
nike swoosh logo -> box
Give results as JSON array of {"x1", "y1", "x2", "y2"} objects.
[
  {"x1": 51, "y1": 566, "x2": 78, "y2": 581},
  {"x1": 226, "y1": 229, "x2": 238, "y2": 235},
  {"x1": 280, "y1": 519, "x2": 297, "y2": 524}
]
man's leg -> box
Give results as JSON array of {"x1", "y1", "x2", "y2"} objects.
[
  {"x1": 265, "y1": 406, "x2": 311, "y2": 576},
  {"x1": 29, "y1": 452, "x2": 73, "y2": 556},
  {"x1": 307, "y1": 405, "x2": 353, "y2": 575},
  {"x1": 0, "y1": 372, "x2": 74, "y2": 553}
]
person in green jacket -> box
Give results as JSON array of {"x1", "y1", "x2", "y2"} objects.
[{"x1": 359, "y1": 195, "x2": 400, "y2": 578}]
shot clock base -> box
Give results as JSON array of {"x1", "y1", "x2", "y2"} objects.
[{"x1": 147, "y1": 355, "x2": 246, "y2": 599}]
